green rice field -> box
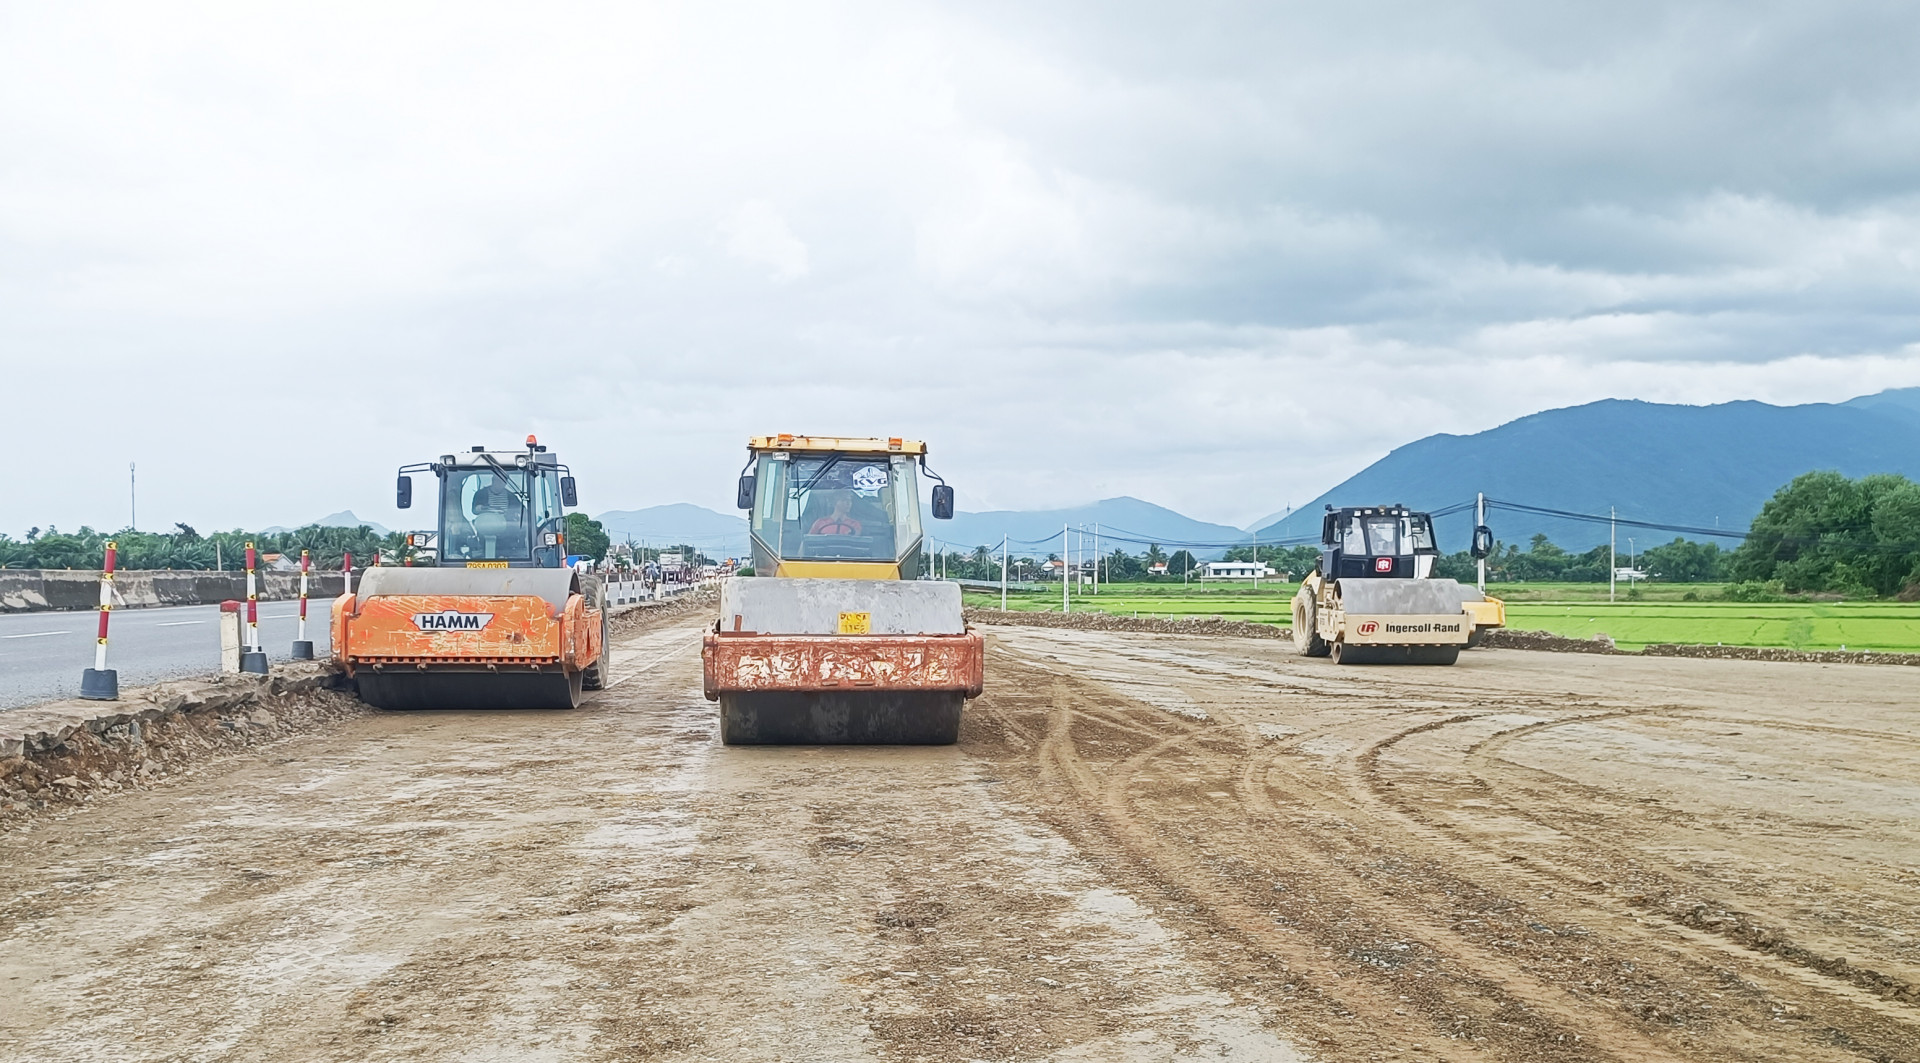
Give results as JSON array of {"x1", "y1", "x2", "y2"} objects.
[{"x1": 962, "y1": 582, "x2": 1920, "y2": 653}]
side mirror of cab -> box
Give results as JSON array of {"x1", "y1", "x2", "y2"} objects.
[
  {"x1": 561, "y1": 476, "x2": 579, "y2": 508},
  {"x1": 931, "y1": 484, "x2": 954, "y2": 520},
  {"x1": 1471, "y1": 525, "x2": 1493, "y2": 559},
  {"x1": 396, "y1": 475, "x2": 412, "y2": 509},
  {"x1": 736, "y1": 475, "x2": 756, "y2": 510}
]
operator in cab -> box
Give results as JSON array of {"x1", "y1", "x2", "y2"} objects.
[{"x1": 809, "y1": 493, "x2": 863, "y2": 536}]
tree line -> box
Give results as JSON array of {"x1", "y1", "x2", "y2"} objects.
[
  {"x1": 0, "y1": 523, "x2": 403, "y2": 571},
  {"x1": 0, "y1": 513, "x2": 717, "y2": 572},
  {"x1": 927, "y1": 472, "x2": 1920, "y2": 599}
]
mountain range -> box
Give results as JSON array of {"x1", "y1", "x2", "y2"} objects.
[
  {"x1": 925, "y1": 497, "x2": 1246, "y2": 558},
  {"x1": 262, "y1": 510, "x2": 391, "y2": 536},
  {"x1": 1253, "y1": 388, "x2": 1920, "y2": 552},
  {"x1": 595, "y1": 503, "x2": 753, "y2": 558},
  {"x1": 344, "y1": 387, "x2": 1920, "y2": 561}
]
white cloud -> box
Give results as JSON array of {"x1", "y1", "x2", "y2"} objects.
[
  {"x1": 4, "y1": 1, "x2": 1920, "y2": 534},
  {"x1": 720, "y1": 200, "x2": 811, "y2": 283}
]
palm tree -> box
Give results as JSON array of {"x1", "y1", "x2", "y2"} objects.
[{"x1": 1145, "y1": 543, "x2": 1168, "y2": 568}]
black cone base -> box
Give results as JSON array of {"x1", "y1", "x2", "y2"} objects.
[
  {"x1": 719, "y1": 691, "x2": 964, "y2": 745},
  {"x1": 79, "y1": 668, "x2": 119, "y2": 701},
  {"x1": 290, "y1": 641, "x2": 315, "y2": 660},
  {"x1": 240, "y1": 652, "x2": 270, "y2": 675}
]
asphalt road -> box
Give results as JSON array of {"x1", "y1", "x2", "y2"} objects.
[{"x1": 0, "y1": 600, "x2": 333, "y2": 709}]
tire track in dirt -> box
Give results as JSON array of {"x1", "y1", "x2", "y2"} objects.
[
  {"x1": 1237, "y1": 682, "x2": 1920, "y2": 1061},
  {"x1": 989, "y1": 655, "x2": 1668, "y2": 1061},
  {"x1": 975, "y1": 626, "x2": 1920, "y2": 1063},
  {"x1": 1334, "y1": 706, "x2": 1920, "y2": 1054},
  {"x1": 1362, "y1": 708, "x2": 1920, "y2": 1012}
]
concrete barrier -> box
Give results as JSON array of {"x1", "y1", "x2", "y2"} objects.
[{"x1": 0, "y1": 570, "x2": 352, "y2": 614}]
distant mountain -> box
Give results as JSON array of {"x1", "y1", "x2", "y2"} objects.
[
  {"x1": 929, "y1": 496, "x2": 1246, "y2": 560},
  {"x1": 595, "y1": 503, "x2": 749, "y2": 558},
  {"x1": 1845, "y1": 385, "x2": 1920, "y2": 422},
  {"x1": 262, "y1": 510, "x2": 390, "y2": 536},
  {"x1": 591, "y1": 496, "x2": 1244, "y2": 562},
  {"x1": 1242, "y1": 507, "x2": 1296, "y2": 534},
  {"x1": 1253, "y1": 390, "x2": 1920, "y2": 552}
]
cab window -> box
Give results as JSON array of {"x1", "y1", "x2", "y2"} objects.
[
  {"x1": 781, "y1": 455, "x2": 896, "y2": 560},
  {"x1": 443, "y1": 468, "x2": 531, "y2": 560}
]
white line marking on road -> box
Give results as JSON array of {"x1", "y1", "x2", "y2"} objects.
[
  {"x1": 156, "y1": 621, "x2": 205, "y2": 627},
  {"x1": 1, "y1": 631, "x2": 71, "y2": 639}
]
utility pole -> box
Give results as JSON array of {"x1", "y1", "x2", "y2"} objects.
[
  {"x1": 1093, "y1": 523, "x2": 1099, "y2": 595},
  {"x1": 1628, "y1": 537, "x2": 1636, "y2": 585},
  {"x1": 1253, "y1": 529, "x2": 1260, "y2": 590},
  {"x1": 129, "y1": 462, "x2": 136, "y2": 531},
  {"x1": 1609, "y1": 506, "x2": 1617, "y2": 604},
  {"x1": 1001, "y1": 534, "x2": 1008, "y2": 610},
  {"x1": 1062, "y1": 523, "x2": 1070, "y2": 614},
  {"x1": 1476, "y1": 492, "x2": 1486, "y2": 593}
]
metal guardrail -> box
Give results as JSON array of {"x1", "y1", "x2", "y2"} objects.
[{"x1": 603, "y1": 576, "x2": 707, "y2": 606}]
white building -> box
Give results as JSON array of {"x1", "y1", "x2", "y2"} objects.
[{"x1": 1201, "y1": 560, "x2": 1276, "y2": 580}]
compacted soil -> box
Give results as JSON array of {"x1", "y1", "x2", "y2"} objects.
[{"x1": 1, "y1": 618, "x2": 1914, "y2": 1062}]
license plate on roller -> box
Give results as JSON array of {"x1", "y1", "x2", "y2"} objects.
[
  {"x1": 465, "y1": 561, "x2": 510, "y2": 569},
  {"x1": 837, "y1": 611, "x2": 871, "y2": 634}
]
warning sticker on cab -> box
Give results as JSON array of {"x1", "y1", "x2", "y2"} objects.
[{"x1": 837, "y1": 611, "x2": 872, "y2": 634}]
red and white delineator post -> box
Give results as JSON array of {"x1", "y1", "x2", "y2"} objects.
[
  {"x1": 343, "y1": 551, "x2": 354, "y2": 596},
  {"x1": 239, "y1": 541, "x2": 269, "y2": 674},
  {"x1": 291, "y1": 548, "x2": 315, "y2": 659},
  {"x1": 79, "y1": 540, "x2": 119, "y2": 700}
]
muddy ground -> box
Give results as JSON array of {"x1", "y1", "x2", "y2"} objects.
[{"x1": 1, "y1": 619, "x2": 1915, "y2": 1062}]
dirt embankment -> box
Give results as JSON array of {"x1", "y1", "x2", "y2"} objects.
[
  {"x1": 0, "y1": 667, "x2": 362, "y2": 828},
  {"x1": 0, "y1": 587, "x2": 721, "y2": 831},
  {"x1": 610, "y1": 584, "x2": 718, "y2": 636}
]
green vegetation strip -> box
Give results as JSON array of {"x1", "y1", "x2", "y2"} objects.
[{"x1": 963, "y1": 585, "x2": 1920, "y2": 653}]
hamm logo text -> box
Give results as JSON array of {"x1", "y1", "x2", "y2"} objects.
[{"x1": 413, "y1": 611, "x2": 495, "y2": 632}]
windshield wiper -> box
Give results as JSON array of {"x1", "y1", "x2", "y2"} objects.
[
  {"x1": 478, "y1": 454, "x2": 532, "y2": 506},
  {"x1": 794, "y1": 453, "x2": 849, "y2": 496}
]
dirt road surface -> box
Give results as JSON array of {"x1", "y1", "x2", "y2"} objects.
[{"x1": 2, "y1": 617, "x2": 1915, "y2": 1062}]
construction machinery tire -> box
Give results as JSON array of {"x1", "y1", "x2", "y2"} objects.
[
  {"x1": 1291, "y1": 593, "x2": 1330, "y2": 657},
  {"x1": 355, "y1": 668, "x2": 585, "y2": 710},
  {"x1": 718, "y1": 691, "x2": 963, "y2": 745},
  {"x1": 1465, "y1": 628, "x2": 1485, "y2": 649},
  {"x1": 1330, "y1": 642, "x2": 1459, "y2": 666},
  {"x1": 581, "y1": 611, "x2": 610, "y2": 691}
]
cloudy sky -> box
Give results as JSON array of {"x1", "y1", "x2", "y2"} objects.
[{"x1": 4, "y1": 0, "x2": 1919, "y2": 536}]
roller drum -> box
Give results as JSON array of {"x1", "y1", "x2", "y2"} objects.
[
  {"x1": 355, "y1": 669, "x2": 584, "y2": 710},
  {"x1": 719, "y1": 691, "x2": 963, "y2": 745}
]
